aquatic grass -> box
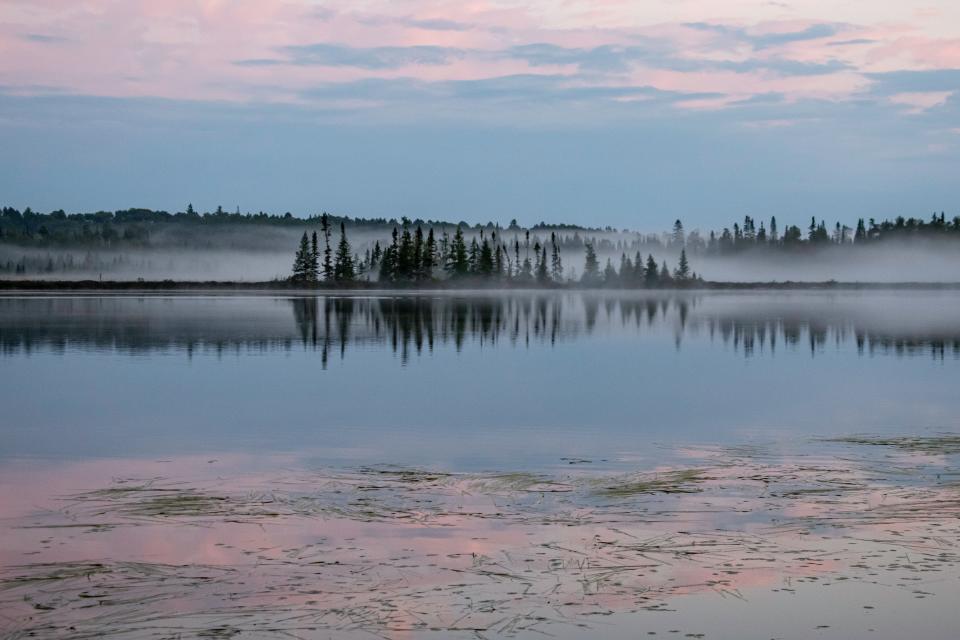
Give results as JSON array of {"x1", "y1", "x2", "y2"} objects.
[
  {"x1": 591, "y1": 469, "x2": 706, "y2": 498},
  {"x1": 6, "y1": 451, "x2": 960, "y2": 639},
  {"x1": 826, "y1": 435, "x2": 960, "y2": 455}
]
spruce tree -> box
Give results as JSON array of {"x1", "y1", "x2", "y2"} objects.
[
  {"x1": 309, "y1": 231, "x2": 320, "y2": 282},
  {"x1": 644, "y1": 254, "x2": 659, "y2": 287},
  {"x1": 422, "y1": 227, "x2": 436, "y2": 279},
  {"x1": 291, "y1": 232, "x2": 311, "y2": 282},
  {"x1": 536, "y1": 244, "x2": 549, "y2": 283},
  {"x1": 333, "y1": 222, "x2": 355, "y2": 282},
  {"x1": 603, "y1": 258, "x2": 617, "y2": 286},
  {"x1": 447, "y1": 226, "x2": 469, "y2": 277},
  {"x1": 478, "y1": 238, "x2": 495, "y2": 276},
  {"x1": 673, "y1": 248, "x2": 690, "y2": 281},
  {"x1": 581, "y1": 243, "x2": 600, "y2": 285},
  {"x1": 659, "y1": 261, "x2": 672, "y2": 285},
  {"x1": 320, "y1": 213, "x2": 333, "y2": 281},
  {"x1": 550, "y1": 232, "x2": 563, "y2": 282}
]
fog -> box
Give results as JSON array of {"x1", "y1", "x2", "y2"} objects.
[{"x1": 2, "y1": 224, "x2": 960, "y2": 283}]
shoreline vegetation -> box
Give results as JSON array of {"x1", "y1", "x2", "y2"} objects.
[
  {"x1": 2, "y1": 279, "x2": 960, "y2": 291},
  {"x1": 2, "y1": 206, "x2": 959, "y2": 283}
]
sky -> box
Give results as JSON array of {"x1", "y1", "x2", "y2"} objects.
[{"x1": 1, "y1": 1, "x2": 958, "y2": 230}]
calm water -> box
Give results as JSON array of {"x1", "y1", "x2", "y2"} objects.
[
  {"x1": 2, "y1": 291, "x2": 959, "y2": 638},
  {"x1": 1, "y1": 290, "x2": 958, "y2": 466}
]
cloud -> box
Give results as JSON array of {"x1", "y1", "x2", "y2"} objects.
[
  {"x1": 21, "y1": 34, "x2": 67, "y2": 44},
  {"x1": 242, "y1": 43, "x2": 466, "y2": 69},
  {"x1": 684, "y1": 22, "x2": 843, "y2": 49},
  {"x1": 503, "y1": 42, "x2": 850, "y2": 77},
  {"x1": 866, "y1": 69, "x2": 960, "y2": 96}
]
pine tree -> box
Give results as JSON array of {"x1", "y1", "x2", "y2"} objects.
[
  {"x1": 671, "y1": 219, "x2": 685, "y2": 247},
  {"x1": 413, "y1": 226, "x2": 424, "y2": 279},
  {"x1": 309, "y1": 231, "x2": 320, "y2": 282},
  {"x1": 644, "y1": 254, "x2": 659, "y2": 287},
  {"x1": 673, "y1": 248, "x2": 690, "y2": 281},
  {"x1": 398, "y1": 225, "x2": 415, "y2": 280},
  {"x1": 581, "y1": 243, "x2": 600, "y2": 285},
  {"x1": 603, "y1": 258, "x2": 617, "y2": 286},
  {"x1": 550, "y1": 233, "x2": 563, "y2": 282},
  {"x1": 291, "y1": 232, "x2": 312, "y2": 282},
  {"x1": 536, "y1": 244, "x2": 549, "y2": 283},
  {"x1": 447, "y1": 226, "x2": 469, "y2": 277},
  {"x1": 659, "y1": 261, "x2": 672, "y2": 285},
  {"x1": 333, "y1": 222, "x2": 355, "y2": 282},
  {"x1": 320, "y1": 213, "x2": 333, "y2": 281},
  {"x1": 478, "y1": 237, "x2": 495, "y2": 276},
  {"x1": 854, "y1": 218, "x2": 867, "y2": 242},
  {"x1": 422, "y1": 227, "x2": 436, "y2": 279}
]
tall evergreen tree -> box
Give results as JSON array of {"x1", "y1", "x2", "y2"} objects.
[
  {"x1": 644, "y1": 254, "x2": 659, "y2": 287},
  {"x1": 581, "y1": 243, "x2": 600, "y2": 285},
  {"x1": 673, "y1": 248, "x2": 690, "y2": 281},
  {"x1": 291, "y1": 232, "x2": 312, "y2": 282},
  {"x1": 309, "y1": 231, "x2": 320, "y2": 282},
  {"x1": 413, "y1": 226, "x2": 424, "y2": 279},
  {"x1": 447, "y1": 226, "x2": 469, "y2": 277},
  {"x1": 671, "y1": 219, "x2": 685, "y2": 247},
  {"x1": 478, "y1": 237, "x2": 495, "y2": 276},
  {"x1": 320, "y1": 213, "x2": 333, "y2": 281},
  {"x1": 603, "y1": 258, "x2": 617, "y2": 286},
  {"x1": 550, "y1": 233, "x2": 563, "y2": 282},
  {"x1": 854, "y1": 218, "x2": 867, "y2": 242},
  {"x1": 536, "y1": 244, "x2": 549, "y2": 283},
  {"x1": 422, "y1": 227, "x2": 436, "y2": 279},
  {"x1": 333, "y1": 222, "x2": 355, "y2": 282}
]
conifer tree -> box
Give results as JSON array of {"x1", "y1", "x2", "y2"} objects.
[
  {"x1": 447, "y1": 226, "x2": 469, "y2": 277},
  {"x1": 581, "y1": 243, "x2": 600, "y2": 285},
  {"x1": 673, "y1": 248, "x2": 690, "y2": 281},
  {"x1": 333, "y1": 222, "x2": 355, "y2": 282},
  {"x1": 644, "y1": 254, "x2": 659, "y2": 287},
  {"x1": 478, "y1": 237, "x2": 495, "y2": 276},
  {"x1": 550, "y1": 233, "x2": 563, "y2": 282},
  {"x1": 291, "y1": 232, "x2": 312, "y2": 282},
  {"x1": 603, "y1": 258, "x2": 617, "y2": 286},
  {"x1": 422, "y1": 227, "x2": 436, "y2": 279},
  {"x1": 413, "y1": 226, "x2": 424, "y2": 279},
  {"x1": 659, "y1": 261, "x2": 672, "y2": 285},
  {"x1": 671, "y1": 219, "x2": 685, "y2": 247},
  {"x1": 320, "y1": 213, "x2": 333, "y2": 281},
  {"x1": 854, "y1": 218, "x2": 867, "y2": 242},
  {"x1": 536, "y1": 244, "x2": 549, "y2": 283},
  {"x1": 309, "y1": 231, "x2": 320, "y2": 282},
  {"x1": 468, "y1": 238, "x2": 479, "y2": 274}
]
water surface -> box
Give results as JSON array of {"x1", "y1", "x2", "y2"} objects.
[{"x1": 1, "y1": 291, "x2": 959, "y2": 638}]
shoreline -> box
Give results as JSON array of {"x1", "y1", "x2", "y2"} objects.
[{"x1": 1, "y1": 279, "x2": 960, "y2": 293}]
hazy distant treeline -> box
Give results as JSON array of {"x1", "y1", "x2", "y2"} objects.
[{"x1": 2, "y1": 205, "x2": 959, "y2": 282}]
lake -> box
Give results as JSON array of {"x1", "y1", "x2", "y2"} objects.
[{"x1": 1, "y1": 290, "x2": 959, "y2": 638}]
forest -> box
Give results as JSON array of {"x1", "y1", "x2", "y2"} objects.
[
  {"x1": 288, "y1": 214, "x2": 698, "y2": 287},
  {"x1": 1, "y1": 204, "x2": 958, "y2": 282}
]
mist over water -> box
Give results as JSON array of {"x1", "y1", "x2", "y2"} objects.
[{"x1": 5, "y1": 226, "x2": 960, "y2": 282}]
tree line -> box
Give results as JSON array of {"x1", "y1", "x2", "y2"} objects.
[{"x1": 290, "y1": 218, "x2": 700, "y2": 288}]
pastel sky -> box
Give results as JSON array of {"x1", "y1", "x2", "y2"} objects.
[{"x1": 2, "y1": 0, "x2": 958, "y2": 228}]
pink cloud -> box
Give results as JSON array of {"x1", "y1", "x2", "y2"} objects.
[{"x1": 1, "y1": 0, "x2": 958, "y2": 112}]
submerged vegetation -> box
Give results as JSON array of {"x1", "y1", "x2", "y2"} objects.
[{"x1": 4, "y1": 438, "x2": 960, "y2": 638}]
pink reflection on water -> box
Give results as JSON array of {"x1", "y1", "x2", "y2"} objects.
[{"x1": 2, "y1": 449, "x2": 959, "y2": 637}]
